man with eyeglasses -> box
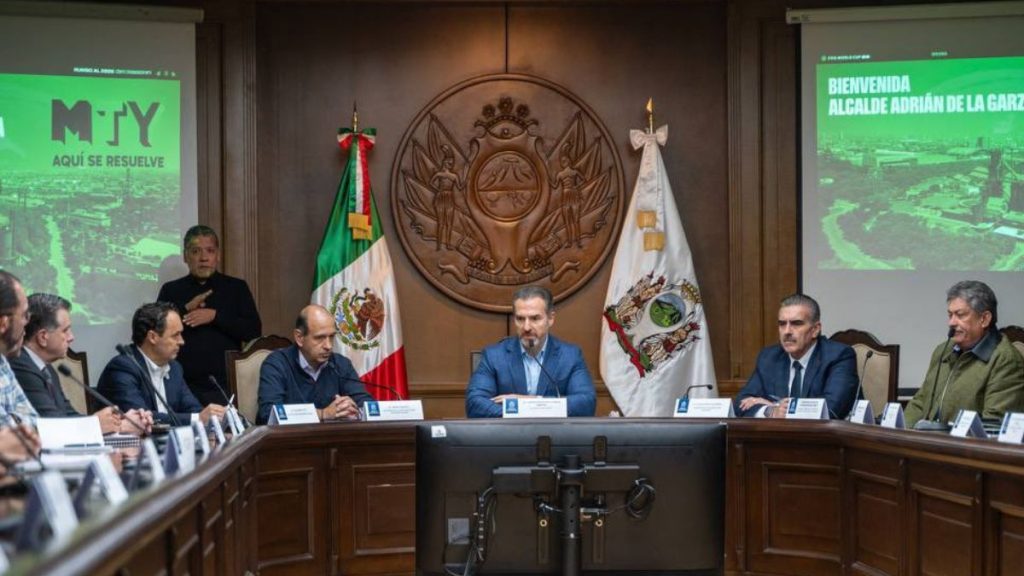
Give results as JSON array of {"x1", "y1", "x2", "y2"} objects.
[
  {"x1": 0, "y1": 271, "x2": 40, "y2": 428},
  {"x1": 465, "y1": 285, "x2": 596, "y2": 418}
]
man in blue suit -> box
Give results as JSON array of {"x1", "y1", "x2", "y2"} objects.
[
  {"x1": 98, "y1": 302, "x2": 226, "y2": 426},
  {"x1": 734, "y1": 294, "x2": 858, "y2": 419},
  {"x1": 466, "y1": 286, "x2": 596, "y2": 418}
]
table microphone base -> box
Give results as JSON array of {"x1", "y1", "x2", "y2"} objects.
[{"x1": 913, "y1": 419, "x2": 951, "y2": 432}]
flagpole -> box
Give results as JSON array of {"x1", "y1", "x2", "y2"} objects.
[
  {"x1": 645, "y1": 98, "x2": 654, "y2": 134},
  {"x1": 352, "y1": 102, "x2": 359, "y2": 132}
]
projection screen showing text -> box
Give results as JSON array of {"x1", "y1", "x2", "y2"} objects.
[{"x1": 800, "y1": 6, "x2": 1024, "y2": 390}]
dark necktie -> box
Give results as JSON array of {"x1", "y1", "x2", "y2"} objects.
[
  {"x1": 791, "y1": 361, "x2": 803, "y2": 398},
  {"x1": 43, "y1": 365, "x2": 66, "y2": 411}
]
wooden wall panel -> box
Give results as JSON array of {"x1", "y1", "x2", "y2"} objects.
[
  {"x1": 846, "y1": 450, "x2": 903, "y2": 576},
  {"x1": 256, "y1": 449, "x2": 329, "y2": 575}
]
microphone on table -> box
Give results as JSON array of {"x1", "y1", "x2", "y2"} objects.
[
  {"x1": 682, "y1": 384, "x2": 713, "y2": 399},
  {"x1": 115, "y1": 344, "x2": 182, "y2": 427},
  {"x1": 206, "y1": 375, "x2": 249, "y2": 428},
  {"x1": 57, "y1": 364, "x2": 148, "y2": 436},
  {"x1": 913, "y1": 327, "x2": 956, "y2": 432},
  {"x1": 846, "y1": 350, "x2": 874, "y2": 422},
  {"x1": 524, "y1": 338, "x2": 563, "y2": 399},
  {"x1": 327, "y1": 360, "x2": 405, "y2": 401}
]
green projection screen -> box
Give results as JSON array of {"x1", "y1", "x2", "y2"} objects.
[
  {"x1": 796, "y1": 2, "x2": 1024, "y2": 392},
  {"x1": 0, "y1": 3, "x2": 198, "y2": 372}
]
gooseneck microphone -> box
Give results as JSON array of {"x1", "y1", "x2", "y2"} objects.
[
  {"x1": 327, "y1": 360, "x2": 404, "y2": 401},
  {"x1": 115, "y1": 344, "x2": 182, "y2": 427},
  {"x1": 56, "y1": 364, "x2": 148, "y2": 436},
  {"x1": 208, "y1": 375, "x2": 251, "y2": 428},
  {"x1": 846, "y1": 350, "x2": 874, "y2": 421},
  {"x1": 682, "y1": 384, "x2": 714, "y2": 399},
  {"x1": 913, "y1": 327, "x2": 956, "y2": 432}
]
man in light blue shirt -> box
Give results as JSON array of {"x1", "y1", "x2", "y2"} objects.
[
  {"x1": 465, "y1": 286, "x2": 596, "y2": 418},
  {"x1": 0, "y1": 270, "x2": 38, "y2": 427}
]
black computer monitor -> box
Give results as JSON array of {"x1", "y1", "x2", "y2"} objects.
[{"x1": 415, "y1": 419, "x2": 725, "y2": 576}]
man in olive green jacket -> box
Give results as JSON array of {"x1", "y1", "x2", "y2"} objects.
[{"x1": 905, "y1": 280, "x2": 1024, "y2": 428}]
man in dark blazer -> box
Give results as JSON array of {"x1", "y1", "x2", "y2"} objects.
[
  {"x1": 734, "y1": 293, "x2": 858, "y2": 419},
  {"x1": 98, "y1": 302, "x2": 226, "y2": 426},
  {"x1": 158, "y1": 225, "x2": 262, "y2": 406},
  {"x1": 257, "y1": 305, "x2": 373, "y2": 424},
  {"x1": 12, "y1": 293, "x2": 150, "y2": 434},
  {"x1": 466, "y1": 286, "x2": 596, "y2": 418}
]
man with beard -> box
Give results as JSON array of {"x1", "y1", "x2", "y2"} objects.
[
  {"x1": 734, "y1": 293, "x2": 858, "y2": 419},
  {"x1": 0, "y1": 270, "x2": 39, "y2": 426},
  {"x1": 465, "y1": 285, "x2": 596, "y2": 418},
  {"x1": 158, "y1": 226, "x2": 262, "y2": 406}
]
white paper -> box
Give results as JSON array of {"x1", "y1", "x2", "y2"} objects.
[
  {"x1": 786, "y1": 398, "x2": 829, "y2": 420},
  {"x1": 363, "y1": 400, "x2": 425, "y2": 421},
  {"x1": 269, "y1": 403, "x2": 319, "y2": 425},
  {"x1": 502, "y1": 397, "x2": 568, "y2": 418},
  {"x1": 37, "y1": 416, "x2": 104, "y2": 451},
  {"x1": 998, "y1": 412, "x2": 1024, "y2": 444},
  {"x1": 673, "y1": 398, "x2": 735, "y2": 418}
]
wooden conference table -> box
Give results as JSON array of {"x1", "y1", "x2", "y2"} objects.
[{"x1": 14, "y1": 418, "x2": 1024, "y2": 576}]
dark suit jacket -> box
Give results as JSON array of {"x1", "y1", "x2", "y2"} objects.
[
  {"x1": 256, "y1": 345, "x2": 374, "y2": 424},
  {"x1": 465, "y1": 335, "x2": 596, "y2": 418},
  {"x1": 734, "y1": 336, "x2": 859, "y2": 419},
  {"x1": 10, "y1": 351, "x2": 79, "y2": 417},
  {"x1": 96, "y1": 346, "x2": 204, "y2": 425}
]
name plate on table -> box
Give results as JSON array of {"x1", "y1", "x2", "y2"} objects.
[
  {"x1": 269, "y1": 403, "x2": 319, "y2": 425},
  {"x1": 998, "y1": 413, "x2": 1024, "y2": 444},
  {"x1": 210, "y1": 415, "x2": 227, "y2": 447},
  {"x1": 15, "y1": 471, "x2": 78, "y2": 552},
  {"x1": 225, "y1": 406, "x2": 246, "y2": 435},
  {"x1": 503, "y1": 397, "x2": 567, "y2": 418},
  {"x1": 879, "y1": 402, "x2": 905, "y2": 429},
  {"x1": 673, "y1": 397, "x2": 734, "y2": 418},
  {"x1": 950, "y1": 409, "x2": 986, "y2": 438},
  {"x1": 363, "y1": 400, "x2": 424, "y2": 421},
  {"x1": 192, "y1": 420, "x2": 210, "y2": 461},
  {"x1": 848, "y1": 400, "x2": 875, "y2": 424},
  {"x1": 141, "y1": 438, "x2": 166, "y2": 484},
  {"x1": 786, "y1": 398, "x2": 828, "y2": 420}
]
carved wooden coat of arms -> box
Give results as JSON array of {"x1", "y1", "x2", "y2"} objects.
[{"x1": 390, "y1": 74, "x2": 625, "y2": 312}]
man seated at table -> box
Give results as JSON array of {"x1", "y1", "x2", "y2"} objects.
[
  {"x1": 734, "y1": 293, "x2": 858, "y2": 419},
  {"x1": 256, "y1": 305, "x2": 372, "y2": 424},
  {"x1": 98, "y1": 302, "x2": 226, "y2": 426},
  {"x1": 905, "y1": 280, "x2": 1024, "y2": 428},
  {"x1": 465, "y1": 285, "x2": 596, "y2": 418}
]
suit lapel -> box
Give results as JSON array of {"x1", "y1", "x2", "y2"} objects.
[
  {"x1": 802, "y1": 340, "x2": 824, "y2": 397},
  {"x1": 535, "y1": 337, "x2": 560, "y2": 397},
  {"x1": 133, "y1": 347, "x2": 159, "y2": 411},
  {"x1": 776, "y1": 352, "x2": 791, "y2": 398},
  {"x1": 506, "y1": 339, "x2": 528, "y2": 395}
]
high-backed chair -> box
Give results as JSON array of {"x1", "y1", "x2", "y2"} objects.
[
  {"x1": 829, "y1": 329, "x2": 899, "y2": 416},
  {"x1": 225, "y1": 335, "x2": 292, "y2": 424},
  {"x1": 1001, "y1": 325, "x2": 1024, "y2": 360},
  {"x1": 54, "y1": 348, "x2": 92, "y2": 415}
]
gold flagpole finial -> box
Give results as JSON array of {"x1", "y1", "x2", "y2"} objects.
[
  {"x1": 645, "y1": 98, "x2": 654, "y2": 134},
  {"x1": 352, "y1": 102, "x2": 359, "y2": 132}
]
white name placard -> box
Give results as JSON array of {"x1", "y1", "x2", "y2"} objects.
[
  {"x1": 141, "y1": 438, "x2": 165, "y2": 484},
  {"x1": 502, "y1": 397, "x2": 568, "y2": 418},
  {"x1": 880, "y1": 402, "x2": 905, "y2": 429},
  {"x1": 998, "y1": 413, "x2": 1024, "y2": 444},
  {"x1": 673, "y1": 397, "x2": 735, "y2": 418},
  {"x1": 786, "y1": 398, "x2": 829, "y2": 420},
  {"x1": 210, "y1": 415, "x2": 227, "y2": 447},
  {"x1": 90, "y1": 455, "x2": 129, "y2": 506},
  {"x1": 848, "y1": 400, "x2": 875, "y2": 425},
  {"x1": 950, "y1": 409, "x2": 986, "y2": 438},
  {"x1": 269, "y1": 403, "x2": 320, "y2": 425},
  {"x1": 192, "y1": 420, "x2": 210, "y2": 461},
  {"x1": 225, "y1": 406, "x2": 245, "y2": 435},
  {"x1": 363, "y1": 400, "x2": 425, "y2": 421},
  {"x1": 172, "y1": 426, "x2": 196, "y2": 474}
]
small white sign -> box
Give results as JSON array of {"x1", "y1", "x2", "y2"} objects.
[
  {"x1": 786, "y1": 398, "x2": 829, "y2": 420},
  {"x1": 36, "y1": 471, "x2": 79, "y2": 546},
  {"x1": 673, "y1": 397, "x2": 735, "y2": 418},
  {"x1": 950, "y1": 409, "x2": 986, "y2": 438},
  {"x1": 502, "y1": 397, "x2": 568, "y2": 418},
  {"x1": 192, "y1": 420, "x2": 210, "y2": 461},
  {"x1": 848, "y1": 400, "x2": 875, "y2": 425},
  {"x1": 172, "y1": 426, "x2": 196, "y2": 474},
  {"x1": 210, "y1": 415, "x2": 227, "y2": 447},
  {"x1": 141, "y1": 438, "x2": 165, "y2": 484},
  {"x1": 997, "y1": 413, "x2": 1024, "y2": 444},
  {"x1": 90, "y1": 456, "x2": 129, "y2": 506},
  {"x1": 880, "y1": 402, "x2": 905, "y2": 429},
  {"x1": 225, "y1": 406, "x2": 245, "y2": 435},
  {"x1": 268, "y1": 403, "x2": 320, "y2": 425},
  {"x1": 363, "y1": 400, "x2": 425, "y2": 421},
  {"x1": 431, "y1": 425, "x2": 447, "y2": 438}
]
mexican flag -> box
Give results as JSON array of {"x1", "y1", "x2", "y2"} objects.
[
  {"x1": 312, "y1": 126, "x2": 408, "y2": 400},
  {"x1": 599, "y1": 124, "x2": 716, "y2": 416}
]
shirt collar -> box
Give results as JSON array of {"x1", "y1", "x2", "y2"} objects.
[
  {"x1": 139, "y1": 347, "x2": 170, "y2": 380},
  {"x1": 22, "y1": 347, "x2": 48, "y2": 372},
  {"x1": 297, "y1": 349, "x2": 327, "y2": 380},
  {"x1": 954, "y1": 328, "x2": 998, "y2": 362},
  {"x1": 790, "y1": 341, "x2": 817, "y2": 369}
]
